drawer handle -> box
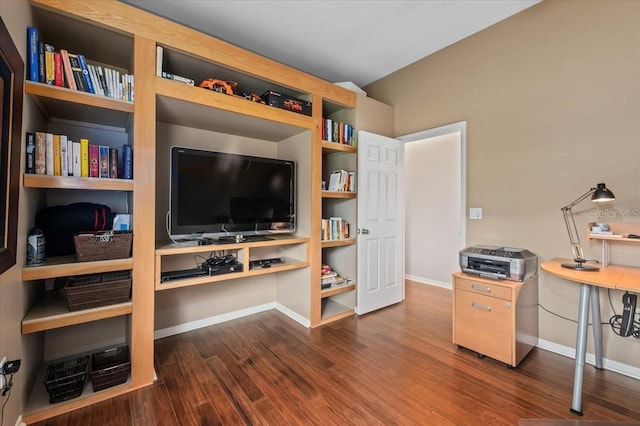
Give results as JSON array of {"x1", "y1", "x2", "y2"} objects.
[
  {"x1": 472, "y1": 302, "x2": 492, "y2": 312},
  {"x1": 471, "y1": 283, "x2": 492, "y2": 293}
]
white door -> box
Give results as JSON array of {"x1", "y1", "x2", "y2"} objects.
[{"x1": 356, "y1": 131, "x2": 405, "y2": 315}]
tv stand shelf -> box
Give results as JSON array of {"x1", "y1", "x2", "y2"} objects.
[{"x1": 155, "y1": 236, "x2": 310, "y2": 291}]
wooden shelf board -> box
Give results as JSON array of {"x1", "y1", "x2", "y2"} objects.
[
  {"x1": 322, "y1": 191, "x2": 356, "y2": 199},
  {"x1": 156, "y1": 260, "x2": 309, "y2": 291},
  {"x1": 156, "y1": 79, "x2": 313, "y2": 141},
  {"x1": 319, "y1": 299, "x2": 354, "y2": 324},
  {"x1": 23, "y1": 362, "x2": 132, "y2": 425},
  {"x1": 26, "y1": 81, "x2": 132, "y2": 129},
  {"x1": 24, "y1": 174, "x2": 134, "y2": 191},
  {"x1": 22, "y1": 295, "x2": 132, "y2": 334},
  {"x1": 156, "y1": 236, "x2": 310, "y2": 255},
  {"x1": 22, "y1": 257, "x2": 134, "y2": 281},
  {"x1": 321, "y1": 283, "x2": 356, "y2": 299},
  {"x1": 322, "y1": 141, "x2": 356, "y2": 153},
  {"x1": 321, "y1": 238, "x2": 356, "y2": 248}
]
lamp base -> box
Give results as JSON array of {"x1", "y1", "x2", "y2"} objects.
[{"x1": 561, "y1": 262, "x2": 600, "y2": 271}]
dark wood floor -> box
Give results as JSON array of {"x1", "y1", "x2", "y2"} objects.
[{"x1": 35, "y1": 281, "x2": 640, "y2": 425}]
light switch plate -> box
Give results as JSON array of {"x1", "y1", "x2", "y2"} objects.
[{"x1": 470, "y1": 207, "x2": 483, "y2": 220}]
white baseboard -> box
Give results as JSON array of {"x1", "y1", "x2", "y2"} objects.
[
  {"x1": 405, "y1": 274, "x2": 452, "y2": 289},
  {"x1": 15, "y1": 415, "x2": 25, "y2": 426},
  {"x1": 154, "y1": 302, "x2": 310, "y2": 340},
  {"x1": 537, "y1": 338, "x2": 640, "y2": 380},
  {"x1": 154, "y1": 302, "x2": 277, "y2": 339}
]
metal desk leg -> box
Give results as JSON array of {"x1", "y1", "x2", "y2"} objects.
[
  {"x1": 591, "y1": 286, "x2": 604, "y2": 370},
  {"x1": 571, "y1": 283, "x2": 591, "y2": 416}
]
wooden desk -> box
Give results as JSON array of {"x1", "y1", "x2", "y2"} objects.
[{"x1": 540, "y1": 258, "x2": 640, "y2": 416}]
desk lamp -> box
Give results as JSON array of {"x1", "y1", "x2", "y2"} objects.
[{"x1": 561, "y1": 183, "x2": 615, "y2": 271}]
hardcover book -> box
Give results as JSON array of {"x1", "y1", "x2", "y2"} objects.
[
  {"x1": 99, "y1": 146, "x2": 110, "y2": 178},
  {"x1": 60, "y1": 50, "x2": 77, "y2": 90},
  {"x1": 45, "y1": 132, "x2": 54, "y2": 176},
  {"x1": 52, "y1": 134, "x2": 61, "y2": 176},
  {"x1": 44, "y1": 44, "x2": 55, "y2": 85},
  {"x1": 25, "y1": 132, "x2": 35, "y2": 174},
  {"x1": 34, "y1": 132, "x2": 46, "y2": 175},
  {"x1": 54, "y1": 52, "x2": 64, "y2": 87},
  {"x1": 122, "y1": 144, "x2": 133, "y2": 179},
  {"x1": 109, "y1": 148, "x2": 119, "y2": 178},
  {"x1": 60, "y1": 135, "x2": 68, "y2": 177},
  {"x1": 80, "y1": 138, "x2": 89, "y2": 177},
  {"x1": 77, "y1": 54, "x2": 95, "y2": 94},
  {"x1": 27, "y1": 27, "x2": 39, "y2": 82},
  {"x1": 89, "y1": 144, "x2": 99, "y2": 178},
  {"x1": 72, "y1": 141, "x2": 81, "y2": 177},
  {"x1": 67, "y1": 52, "x2": 87, "y2": 92}
]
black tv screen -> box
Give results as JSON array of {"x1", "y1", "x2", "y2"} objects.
[{"x1": 170, "y1": 147, "x2": 295, "y2": 240}]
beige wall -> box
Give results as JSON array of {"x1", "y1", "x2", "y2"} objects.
[{"x1": 365, "y1": 0, "x2": 640, "y2": 369}]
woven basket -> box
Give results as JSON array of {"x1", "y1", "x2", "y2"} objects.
[
  {"x1": 44, "y1": 356, "x2": 89, "y2": 404},
  {"x1": 64, "y1": 271, "x2": 132, "y2": 311},
  {"x1": 73, "y1": 231, "x2": 133, "y2": 262},
  {"x1": 90, "y1": 345, "x2": 131, "y2": 392}
]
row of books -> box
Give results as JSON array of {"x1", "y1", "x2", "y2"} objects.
[
  {"x1": 25, "y1": 132, "x2": 133, "y2": 179},
  {"x1": 156, "y1": 46, "x2": 195, "y2": 86},
  {"x1": 327, "y1": 169, "x2": 355, "y2": 192},
  {"x1": 321, "y1": 217, "x2": 350, "y2": 241},
  {"x1": 27, "y1": 26, "x2": 134, "y2": 101},
  {"x1": 322, "y1": 118, "x2": 356, "y2": 146},
  {"x1": 320, "y1": 264, "x2": 352, "y2": 290}
]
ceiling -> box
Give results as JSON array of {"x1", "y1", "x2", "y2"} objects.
[{"x1": 122, "y1": 0, "x2": 541, "y2": 90}]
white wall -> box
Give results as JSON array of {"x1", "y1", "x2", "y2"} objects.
[{"x1": 404, "y1": 132, "x2": 461, "y2": 286}]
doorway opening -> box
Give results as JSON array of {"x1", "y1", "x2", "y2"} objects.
[{"x1": 398, "y1": 122, "x2": 466, "y2": 288}]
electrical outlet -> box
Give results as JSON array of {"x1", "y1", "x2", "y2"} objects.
[{"x1": 469, "y1": 207, "x2": 483, "y2": 220}]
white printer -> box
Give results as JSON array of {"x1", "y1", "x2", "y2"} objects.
[{"x1": 459, "y1": 245, "x2": 537, "y2": 281}]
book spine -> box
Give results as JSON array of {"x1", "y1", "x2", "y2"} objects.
[
  {"x1": 80, "y1": 138, "x2": 89, "y2": 177},
  {"x1": 89, "y1": 144, "x2": 99, "y2": 177},
  {"x1": 60, "y1": 135, "x2": 68, "y2": 177},
  {"x1": 77, "y1": 54, "x2": 95, "y2": 94},
  {"x1": 45, "y1": 133, "x2": 54, "y2": 175},
  {"x1": 67, "y1": 53, "x2": 87, "y2": 92},
  {"x1": 52, "y1": 134, "x2": 61, "y2": 176},
  {"x1": 35, "y1": 132, "x2": 46, "y2": 175},
  {"x1": 109, "y1": 148, "x2": 119, "y2": 178},
  {"x1": 122, "y1": 144, "x2": 133, "y2": 179},
  {"x1": 66, "y1": 138, "x2": 73, "y2": 176},
  {"x1": 38, "y1": 42, "x2": 45, "y2": 83},
  {"x1": 99, "y1": 145, "x2": 110, "y2": 178},
  {"x1": 25, "y1": 132, "x2": 35, "y2": 174},
  {"x1": 27, "y1": 27, "x2": 39, "y2": 82},
  {"x1": 44, "y1": 44, "x2": 55, "y2": 85},
  {"x1": 60, "y1": 50, "x2": 77, "y2": 90},
  {"x1": 87, "y1": 64, "x2": 103, "y2": 96},
  {"x1": 72, "y1": 141, "x2": 81, "y2": 177},
  {"x1": 54, "y1": 52, "x2": 64, "y2": 87}
]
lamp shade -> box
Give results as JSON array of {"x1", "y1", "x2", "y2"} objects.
[{"x1": 592, "y1": 183, "x2": 615, "y2": 202}]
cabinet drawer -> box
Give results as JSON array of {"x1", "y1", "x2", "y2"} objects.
[
  {"x1": 453, "y1": 289, "x2": 512, "y2": 364},
  {"x1": 454, "y1": 277, "x2": 512, "y2": 301}
]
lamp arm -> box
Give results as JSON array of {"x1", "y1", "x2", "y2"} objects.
[
  {"x1": 561, "y1": 188, "x2": 596, "y2": 210},
  {"x1": 562, "y1": 206, "x2": 585, "y2": 262},
  {"x1": 561, "y1": 187, "x2": 596, "y2": 263}
]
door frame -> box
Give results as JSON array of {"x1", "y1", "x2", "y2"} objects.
[{"x1": 397, "y1": 121, "x2": 467, "y2": 282}]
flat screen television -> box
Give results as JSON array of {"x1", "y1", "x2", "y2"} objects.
[{"x1": 169, "y1": 147, "x2": 295, "y2": 242}]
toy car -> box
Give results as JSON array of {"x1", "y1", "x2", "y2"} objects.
[
  {"x1": 283, "y1": 99, "x2": 303, "y2": 112},
  {"x1": 243, "y1": 93, "x2": 265, "y2": 104},
  {"x1": 198, "y1": 79, "x2": 237, "y2": 95}
]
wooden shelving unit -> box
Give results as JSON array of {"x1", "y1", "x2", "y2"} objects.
[{"x1": 18, "y1": 0, "x2": 360, "y2": 421}]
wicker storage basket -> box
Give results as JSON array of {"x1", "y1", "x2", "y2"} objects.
[
  {"x1": 44, "y1": 355, "x2": 89, "y2": 404},
  {"x1": 90, "y1": 345, "x2": 131, "y2": 392},
  {"x1": 64, "y1": 271, "x2": 131, "y2": 311},
  {"x1": 73, "y1": 231, "x2": 133, "y2": 262}
]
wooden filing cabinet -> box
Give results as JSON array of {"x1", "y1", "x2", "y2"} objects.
[{"x1": 452, "y1": 272, "x2": 538, "y2": 367}]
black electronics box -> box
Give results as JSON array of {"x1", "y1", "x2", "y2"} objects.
[{"x1": 262, "y1": 90, "x2": 312, "y2": 116}]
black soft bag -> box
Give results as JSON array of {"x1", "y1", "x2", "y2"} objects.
[{"x1": 35, "y1": 202, "x2": 116, "y2": 257}]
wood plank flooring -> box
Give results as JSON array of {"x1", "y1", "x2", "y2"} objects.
[{"x1": 34, "y1": 281, "x2": 640, "y2": 425}]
